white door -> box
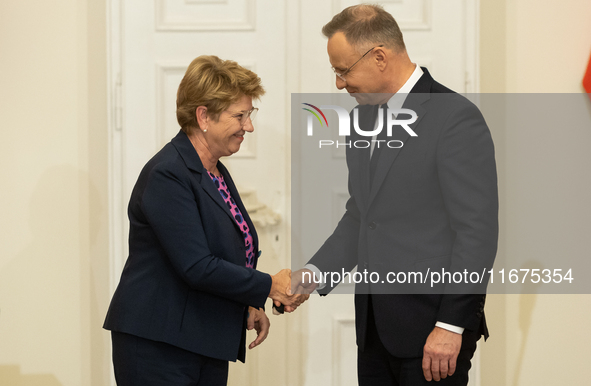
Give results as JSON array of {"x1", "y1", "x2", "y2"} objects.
[
  {"x1": 293, "y1": 1, "x2": 480, "y2": 385},
  {"x1": 109, "y1": 0, "x2": 293, "y2": 384},
  {"x1": 108, "y1": 1, "x2": 479, "y2": 385}
]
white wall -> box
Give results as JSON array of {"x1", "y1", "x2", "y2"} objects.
[
  {"x1": 0, "y1": 0, "x2": 109, "y2": 385},
  {"x1": 480, "y1": 0, "x2": 591, "y2": 385}
]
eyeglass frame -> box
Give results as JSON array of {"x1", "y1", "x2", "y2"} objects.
[
  {"x1": 331, "y1": 44, "x2": 384, "y2": 83},
  {"x1": 227, "y1": 107, "x2": 259, "y2": 126}
]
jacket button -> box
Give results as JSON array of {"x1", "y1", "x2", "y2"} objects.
[
  {"x1": 368, "y1": 222, "x2": 377, "y2": 230},
  {"x1": 363, "y1": 262, "x2": 368, "y2": 269}
]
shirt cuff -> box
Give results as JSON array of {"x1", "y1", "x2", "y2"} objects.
[
  {"x1": 303, "y1": 264, "x2": 326, "y2": 290},
  {"x1": 435, "y1": 322, "x2": 464, "y2": 334}
]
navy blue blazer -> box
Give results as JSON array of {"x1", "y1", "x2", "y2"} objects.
[
  {"x1": 104, "y1": 130, "x2": 272, "y2": 362},
  {"x1": 309, "y1": 68, "x2": 498, "y2": 357}
]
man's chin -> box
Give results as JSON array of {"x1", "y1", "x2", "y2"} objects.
[
  {"x1": 350, "y1": 93, "x2": 391, "y2": 106},
  {"x1": 350, "y1": 93, "x2": 369, "y2": 105}
]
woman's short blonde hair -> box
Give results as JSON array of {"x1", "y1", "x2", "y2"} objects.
[{"x1": 176, "y1": 55, "x2": 265, "y2": 134}]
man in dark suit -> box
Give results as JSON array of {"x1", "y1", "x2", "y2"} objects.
[{"x1": 292, "y1": 4, "x2": 498, "y2": 385}]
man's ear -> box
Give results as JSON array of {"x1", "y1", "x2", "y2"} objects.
[
  {"x1": 195, "y1": 106, "x2": 208, "y2": 130},
  {"x1": 373, "y1": 47, "x2": 388, "y2": 71}
]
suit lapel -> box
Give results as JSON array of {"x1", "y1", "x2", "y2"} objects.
[
  {"x1": 171, "y1": 130, "x2": 237, "y2": 225},
  {"x1": 367, "y1": 71, "x2": 433, "y2": 206}
]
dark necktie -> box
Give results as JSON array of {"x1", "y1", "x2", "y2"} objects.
[{"x1": 369, "y1": 104, "x2": 388, "y2": 185}]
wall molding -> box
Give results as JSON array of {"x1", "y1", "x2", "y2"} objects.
[
  {"x1": 106, "y1": 0, "x2": 124, "y2": 385},
  {"x1": 332, "y1": 316, "x2": 356, "y2": 386},
  {"x1": 156, "y1": 0, "x2": 256, "y2": 31},
  {"x1": 464, "y1": 0, "x2": 481, "y2": 93},
  {"x1": 332, "y1": 0, "x2": 432, "y2": 30}
]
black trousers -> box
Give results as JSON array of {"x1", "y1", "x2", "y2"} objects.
[
  {"x1": 358, "y1": 298, "x2": 479, "y2": 386},
  {"x1": 111, "y1": 331, "x2": 229, "y2": 386}
]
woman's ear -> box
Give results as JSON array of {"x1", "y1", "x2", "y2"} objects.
[{"x1": 195, "y1": 106, "x2": 208, "y2": 131}]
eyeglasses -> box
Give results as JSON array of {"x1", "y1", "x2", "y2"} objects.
[
  {"x1": 331, "y1": 45, "x2": 384, "y2": 83},
  {"x1": 228, "y1": 107, "x2": 258, "y2": 126}
]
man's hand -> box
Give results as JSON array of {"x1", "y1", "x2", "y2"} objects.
[
  {"x1": 291, "y1": 268, "x2": 319, "y2": 295},
  {"x1": 422, "y1": 327, "x2": 462, "y2": 381},
  {"x1": 269, "y1": 269, "x2": 308, "y2": 311},
  {"x1": 280, "y1": 268, "x2": 318, "y2": 312},
  {"x1": 247, "y1": 307, "x2": 270, "y2": 349}
]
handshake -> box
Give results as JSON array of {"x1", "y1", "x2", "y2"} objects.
[{"x1": 268, "y1": 268, "x2": 319, "y2": 313}]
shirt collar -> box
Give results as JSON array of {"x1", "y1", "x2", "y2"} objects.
[{"x1": 387, "y1": 64, "x2": 424, "y2": 110}]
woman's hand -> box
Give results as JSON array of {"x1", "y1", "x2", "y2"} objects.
[
  {"x1": 269, "y1": 269, "x2": 309, "y2": 311},
  {"x1": 247, "y1": 307, "x2": 270, "y2": 349}
]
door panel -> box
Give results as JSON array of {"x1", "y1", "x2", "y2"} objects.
[{"x1": 110, "y1": 1, "x2": 478, "y2": 385}]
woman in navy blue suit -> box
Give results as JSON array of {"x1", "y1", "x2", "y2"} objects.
[{"x1": 104, "y1": 55, "x2": 305, "y2": 385}]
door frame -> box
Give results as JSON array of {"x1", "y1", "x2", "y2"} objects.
[{"x1": 105, "y1": 1, "x2": 481, "y2": 385}]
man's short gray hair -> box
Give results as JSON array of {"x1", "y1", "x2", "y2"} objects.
[{"x1": 322, "y1": 4, "x2": 406, "y2": 53}]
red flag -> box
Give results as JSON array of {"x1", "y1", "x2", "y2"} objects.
[{"x1": 584, "y1": 50, "x2": 591, "y2": 95}]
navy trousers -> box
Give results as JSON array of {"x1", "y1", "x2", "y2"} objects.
[{"x1": 111, "y1": 331, "x2": 229, "y2": 386}]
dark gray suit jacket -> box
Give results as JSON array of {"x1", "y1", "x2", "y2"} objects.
[{"x1": 308, "y1": 68, "x2": 498, "y2": 357}]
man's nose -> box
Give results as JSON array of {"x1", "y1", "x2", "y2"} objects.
[{"x1": 335, "y1": 76, "x2": 346, "y2": 90}]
